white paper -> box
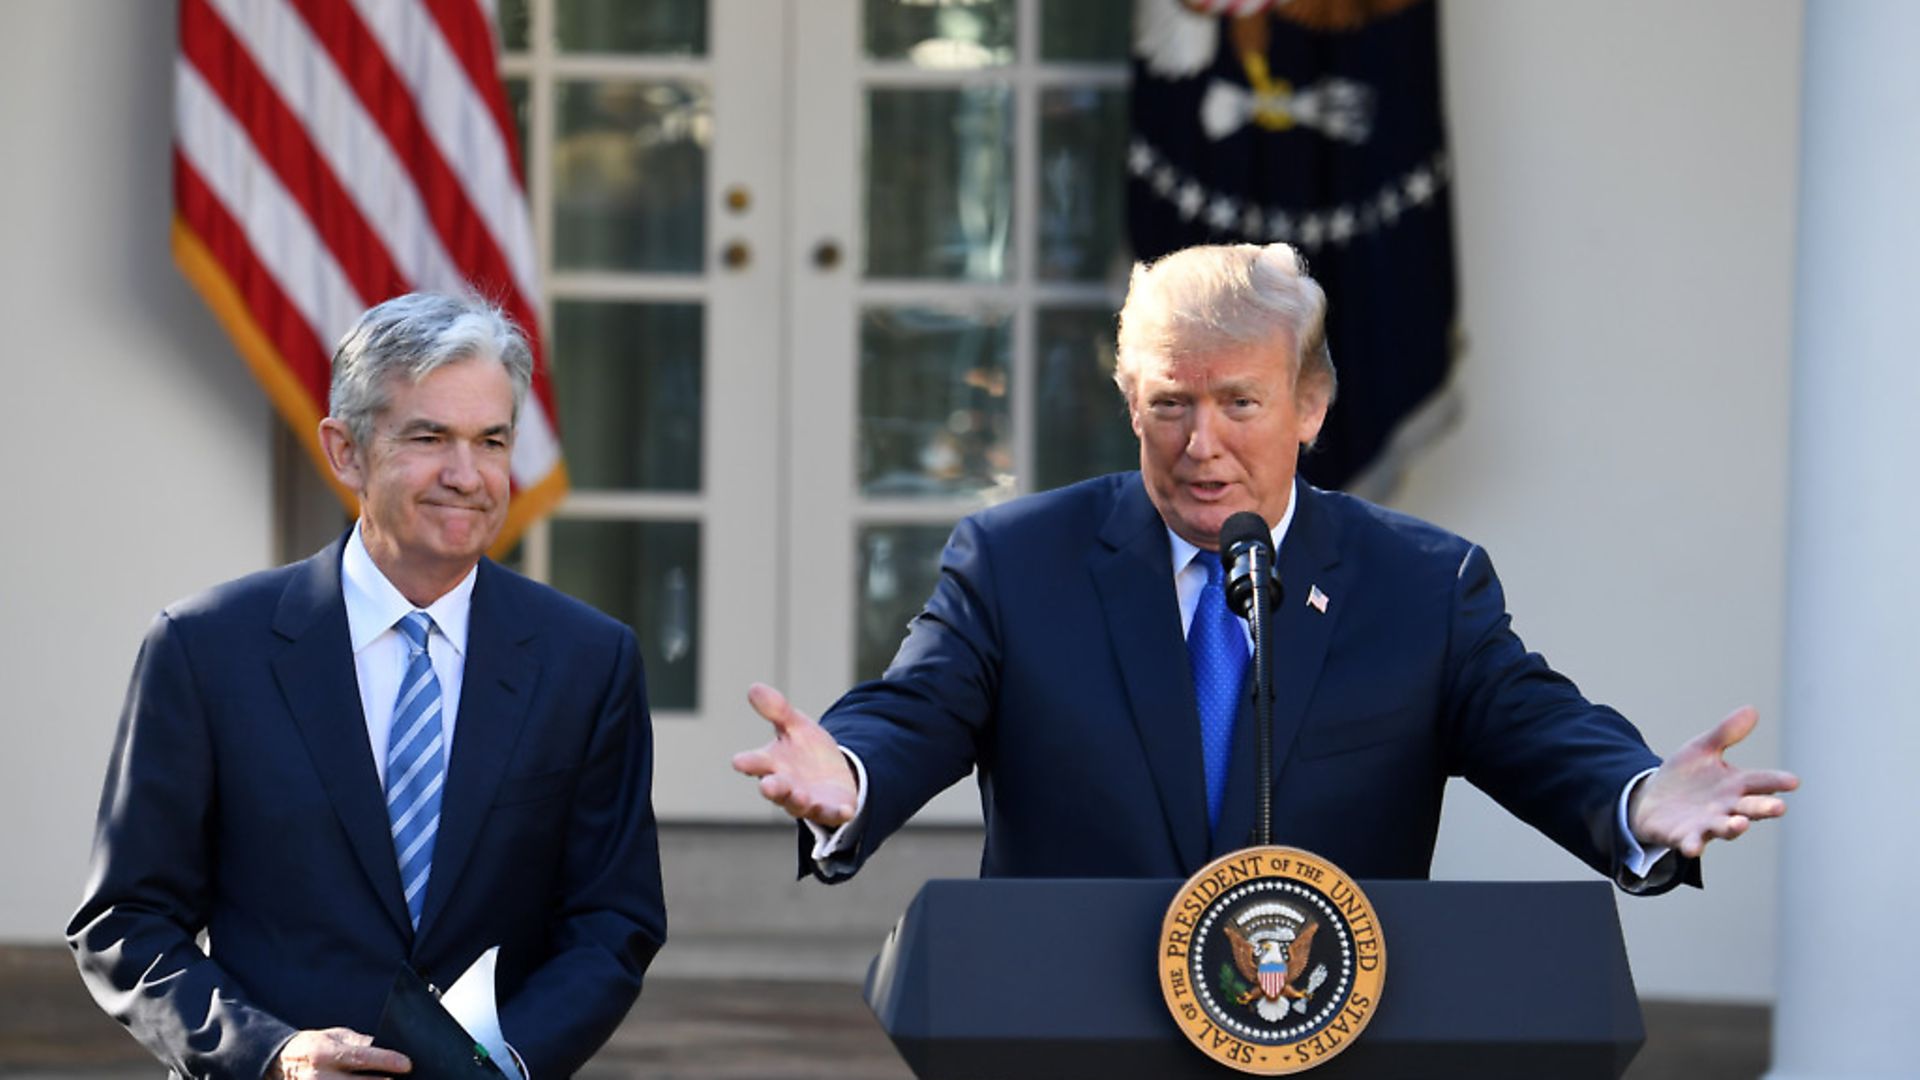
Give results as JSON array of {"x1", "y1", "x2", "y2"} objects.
[{"x1": 440, "y1": 946, "x2": 525, "y2": 1080}]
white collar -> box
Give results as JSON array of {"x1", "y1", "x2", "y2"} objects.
[
  {"x1": 341, "y1": 523, "x2": 477, "y2": 655},
  {"x1": 1166, "y1": 480, "x2": 1299, "y2": 576}
]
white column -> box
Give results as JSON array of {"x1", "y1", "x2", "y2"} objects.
[{"x1": 1767, "y1": 2, "x2": 1920, "y2": 1077}]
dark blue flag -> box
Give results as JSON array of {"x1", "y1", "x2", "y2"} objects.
[{"x1": 1128, "y1": 0, "x2": 1458, "y2": 494}]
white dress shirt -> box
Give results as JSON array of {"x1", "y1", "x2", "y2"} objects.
[
  {"x1": 340, "y1": 524, "x2": 476, "y2": 786},
  {"x1": 1166, "y1": 494, "x2": 1296, "y2": 644}
]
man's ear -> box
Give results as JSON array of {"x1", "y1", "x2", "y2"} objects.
[
  {"x1": 1294, "y1": 378, "x2": 1331, "y2": 448},
  {"x1": 318, "y1": 418, "x2": 366, "y2": 493}
]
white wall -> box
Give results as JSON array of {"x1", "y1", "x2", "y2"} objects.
[
  {"x1": 0, "y1": 0, "x2": 1804, "y2": 1005},
  {"x1": 0, "y1": 2, "x2": 274, "y2": 940},
  {"x1": 1414, "y1": 1, "x2": 1801, "y2": 1001}
]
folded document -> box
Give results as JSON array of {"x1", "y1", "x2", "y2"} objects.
[{"x1": 375, "y1": 947, "x2": 523, "y2": 1080}]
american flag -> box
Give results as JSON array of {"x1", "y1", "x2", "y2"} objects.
[{"x1": 172, "y1": 0, "x2": 565, "y2": 551}]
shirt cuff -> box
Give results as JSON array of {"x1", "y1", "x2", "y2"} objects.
[
  {"x1": 805, "y1": 748, "x2": 870, "y2": 876},
  {"x1": 1616, "y1": 767, "x2": 1676, "y2": 890}
]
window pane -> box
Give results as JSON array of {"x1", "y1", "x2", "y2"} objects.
[
  {"x1": 1040, "y1": 0, "x2": 1131, "y2": 62},
  {"x1": 498, "y1": 0, "x2": 530, "y2": 51},
  {"x1": 856, "y1": 524, "x2": 953, "y2": 682},
  {"x1": 554, "y1": 80, "x2": 709, "y2": 273},
  {"x1": 1035, "y1": 307, "x2": 1136, "y2": 491},
  {"x1": 553, "y1": 301, "x2": 702, "y2": 492},
  {"x1": 860, "y1": 307, "x2": 1013, "y2": 499},
  {"x1": 550, "y1": 519, "x2": 701, "y2": 711},
  {"x1": 864, "y1": 0, "x2": 1013, "y2": 68},
  {"x1": 867, "y1": 87, "x2": 1013, "y2": 280},
  {"x1": 504, "y1": 77, "x2": 530, "y2": 183},
  {"x1": 558, "y1": 0, "x2": 707, "y2": 55},
  {"x1": 1038, "y1": 87, "x2": 1130, "y2": 282}
]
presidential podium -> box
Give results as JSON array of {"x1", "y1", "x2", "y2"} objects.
[{"x1": 863, "y1": 879, "x2": 1643, "y2": 1079}]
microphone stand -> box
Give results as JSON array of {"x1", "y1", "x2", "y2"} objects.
[{"x1": 1245, "y1": 544, "x2": 1275, "y2": 847}]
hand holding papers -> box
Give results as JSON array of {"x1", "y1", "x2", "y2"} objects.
[{"x1": 375, "y1": 947, "x2": 524, "y2": 1080}]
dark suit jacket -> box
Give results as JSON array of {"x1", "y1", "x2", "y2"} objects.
[
  {"x1": 69, "y1": 537, "x2": 666, "y2": 1079},
  {"x1": 815, "y1": 473, "x2": 1693, "y2": 889}
]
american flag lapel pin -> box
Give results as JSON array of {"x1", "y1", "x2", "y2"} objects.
[{"x1": 1307, "y1": 585, "x2": 1329, "y2": 614}]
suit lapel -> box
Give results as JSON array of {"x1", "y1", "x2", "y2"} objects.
[
  {"x1": 417, "y1": 560, "x2": 538, "y2": 938},
  {"x1": 1213, "y1": 483, "x2": 1345, "y2": 856},
  {"x1": 1090, "y1": 478, "x2": 1210, "y2": 874},
  {"x1": 271, "y1": 539, "x2": 413, "y2": 938}
]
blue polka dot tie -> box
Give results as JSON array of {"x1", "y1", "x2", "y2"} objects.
[
  {"x1": 1188, "y1": 551, "x2": 1248, "y2": 829},
  {"x1": 386, "y1": 612, "x2": 446, "y2": 929}
]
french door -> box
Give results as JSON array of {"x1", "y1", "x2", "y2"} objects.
[{"x1": 502, "y1": 0, "x2": 1132, "y2": 820}]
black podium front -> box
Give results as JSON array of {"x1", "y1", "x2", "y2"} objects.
[{"x1": 865, "y1": 879, "x2": 1642, "y2": 1079}]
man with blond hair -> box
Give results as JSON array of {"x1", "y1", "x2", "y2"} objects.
[{"x1": 735, "y1": 242, "x2": 1794, "y2": 892}]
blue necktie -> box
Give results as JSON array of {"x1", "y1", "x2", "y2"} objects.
[
  {"x1": 386, "y1": 612, "x2": 446, "y2": 928},
  {"x1": 1188, "y1": 551, "x2": 1248, "y2": 829}
]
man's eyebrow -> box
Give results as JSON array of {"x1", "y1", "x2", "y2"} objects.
[
  {"x1": 1211, "y1": 378, "x2": 1264, "y2": 396},
  {"x1": 389, "y1": 419, "x2": 513, "y2": 437}
]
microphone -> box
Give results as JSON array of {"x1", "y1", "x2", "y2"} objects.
[
  {"x1": 1220, "y1": 512, "x2": 1280, "y2": 618},
  {"x1": 1219, "y1": 510, "x2": 1280, "y2": 847}
]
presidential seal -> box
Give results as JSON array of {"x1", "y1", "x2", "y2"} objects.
[{"x1": 1158, "y1": 847, "x2": 1385, "y2": 1074}]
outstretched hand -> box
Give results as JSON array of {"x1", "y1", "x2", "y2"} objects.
[
  {"x1": 731, "y1": 683, "x2": 859, "y2": 828},
  {"x1": 1630, "y1": 706, "x2": 1799, "y2": 859}
]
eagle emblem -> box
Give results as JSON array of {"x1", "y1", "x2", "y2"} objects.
[
  {"x1": 1223, "y1": 904, "x2": 1330, "y2": 1021},
  {"x1": 1159, "y1": 848, "x2": 1385, "y2": 1073}
]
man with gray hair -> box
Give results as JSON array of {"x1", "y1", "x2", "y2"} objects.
[
  {"x1": 735, "y1": 242, "x2": 1795, "y2": 895},
  {"x1": 71, "y1": 293, "x2": 665, "y2": 1079}
]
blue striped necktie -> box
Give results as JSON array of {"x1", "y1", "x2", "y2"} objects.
[
  {"x1": 387, "y1": 611, "x2": 446, "y2": 929},
  {"x1": 1188, "y1": 551, "x2": 1248, "y2": 829}
]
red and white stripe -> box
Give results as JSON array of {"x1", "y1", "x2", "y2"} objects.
[
  {"x1": 174, "y1": 0, "x2": 564, "y2": 546},
  {"x1": 1260, "y1": 966, "x2": 1286, "y2": 1000}
]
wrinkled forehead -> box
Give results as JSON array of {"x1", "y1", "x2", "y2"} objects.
[
  {"x1": 374, "y1": 355, "x2": 518, "y2": 422},
  {"x1": 1129, "y1": 341, "x2": 1297, "y2": 392}
]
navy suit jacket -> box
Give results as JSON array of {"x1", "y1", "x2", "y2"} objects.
[
  {"x1": 816, "y1": 473, "x2": 1693, "y2": 889},
  {"x1": 69, "y1": 538, "x2": 666, "y2": 1079}
]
